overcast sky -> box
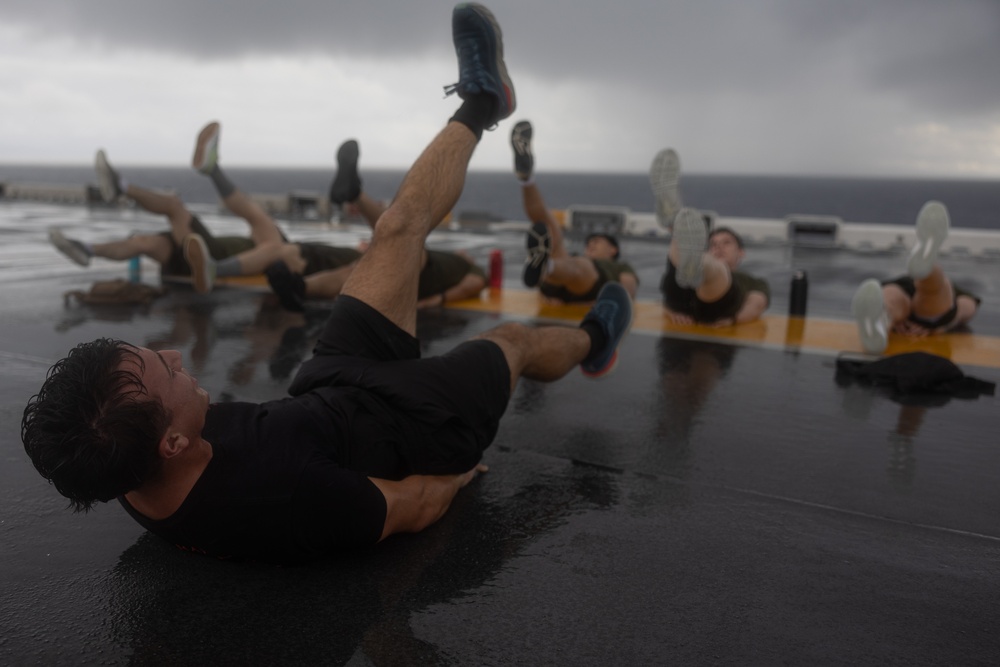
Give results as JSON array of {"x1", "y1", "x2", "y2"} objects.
[{"x1": 2, "y1": 0, "x2": 998, "y2": 178}]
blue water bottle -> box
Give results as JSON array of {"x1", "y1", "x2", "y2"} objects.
[{"x1": 128, "y1": 256, "x2": 141, "y2": 283}]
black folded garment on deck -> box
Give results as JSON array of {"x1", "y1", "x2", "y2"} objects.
[{"x1": 835, "y1": 351, "x2": 995, "y2": 406}]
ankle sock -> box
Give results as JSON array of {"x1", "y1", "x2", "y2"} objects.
[
  {"x1": 580, "y1": 321, "x2": 608, "y2": 362},
  {"x1": 449, "y1": 95, "x2": 497, "y2": 141},
  {"x1": 214, "y1": 256, "x2": 241, "y2": 277},
  {"x1": 208, "y1": 165, "x2": 236, "y2": 198}
]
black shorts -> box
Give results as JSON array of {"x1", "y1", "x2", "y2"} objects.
[
  {"x1": 159, "y1": 216, "x2": 256, "y2": 277},
  {"x1": 881, "y1": 276, "x2": 982, "y2": 329},
  {"x1": 660, "y1": 260, "x2": 744, "y2": 322},
  {"x1": 298, "y1": 243, "x2": 361, "y2": 276},
  {"x1": 287, "y1": 295, "x2": 511, "y2": 475}
]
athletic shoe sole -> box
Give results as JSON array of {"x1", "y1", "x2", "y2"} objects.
[
  {"x1": 672, "y1": 208, "x2": 707, "y2": 288},
  {"x1": 193, "y1": 122, "x2": 220, "y2": 174},
  {"x1": 329, "y1": 140, "x2": 361, "y2": 205},
  {"x1": 183, "y1": 234, "x2": 214, "y2": 294},
  {"x1": 523, "y1": 221, "x2": 550, "y2": 287},
  {"x1": 851, "y1": 278, "x2": 888, "y2": 354},
  {"x1": 580, "y1": 282, "x2": 634, "y2": 378},
  {"x1": 650, "y1": 148, "x2": 681, "y2": 228},
  {"x1": 511, "y1": 120, "x2": 533, "y2": 181},
  {"x1": 94, "y1": 150, "x2": 121, "y2": 204},
  {"x1": 907, "y1": 200, "x2": 949, "y2": 280},
  {"x1": 48, "y1": 229, "x2": 91, "y2": 267}
]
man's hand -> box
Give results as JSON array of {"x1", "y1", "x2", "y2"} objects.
[{"x1": 370, "y1": 463, "x2": 489, "y2": 541}]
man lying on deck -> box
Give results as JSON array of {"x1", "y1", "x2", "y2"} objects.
[
  {"x1": 851, "y1": 200, "x2": 981, "y2": 354},
  {"x1": 249, "y1": 138, "x2": 488, "y2": 312},
  {"x1": 48, "y1": 143, "x2": 360, "y2": 286},
  {"x1": 650, "y1": 148, "x2": 770, "y2": 326},
  {"x1": 510, "y1": 120, "x2": 639, "y2": 303},
  {"x1": 22, "y1": 2, "x2": 634, "y2": 564}
]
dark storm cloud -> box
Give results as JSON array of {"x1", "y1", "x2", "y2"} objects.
[{"x1": 8, "y1": 0, "x2": 999, "y2": 119}]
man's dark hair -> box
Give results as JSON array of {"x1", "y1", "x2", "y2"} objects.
[
  {"x1": 21, "y1": 338, "x2": 170, "y2": 512},
  {"x1": 709, "y1": 226, "x2": 744, "y2": 249},
  {"x1": 585, "y1": 232, "x2": 621, "y2": 259}
]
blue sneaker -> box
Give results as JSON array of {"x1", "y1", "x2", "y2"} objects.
[
  {"x1": 580, "y1": 282, "x2": 633, "y2": 378},
  {"x1": 444, "y1": 3, "x2": 516, "y2": 128}
]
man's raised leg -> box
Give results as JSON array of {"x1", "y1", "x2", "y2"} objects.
[{"x1": 340, "y1": 2, "x2": 515, "y2": 336}]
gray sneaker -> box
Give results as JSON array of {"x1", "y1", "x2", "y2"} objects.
[
  {"x1": 49, "y1": 229, "x2": 92, "y2": 267},
  {"x1": 193, "y1": 122, "x2": 220, "y2": 174},
  {"x1": 851, "y1": 278, "x2": 888, "y2": 354},
  {"x1": 511, "y1": 120, "x2": 533, "y2": 181},
  {"x1": 650, "y1": 148, "x2": 682, "y2": 229},
  {"x1": 183, "y1": 233, "x2": 216, "y2": 293},
  {"x1": 94, "y1": 150, "x2": 122, "y2": 203},
  {"x1": 672, "y1": 208, "x2": 707, "y2": 288},
  {"x1": 907, "y1": 200, "x2": 949, "y2": 280}
]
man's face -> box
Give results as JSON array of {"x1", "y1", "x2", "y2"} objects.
[
  {"x1": 708, "y1": 232, "x2": 744, "y2": 269},
  {"x1": 584, "y1": 236, "x2": 618, "y2": 260},
  {"x1": 126, "y1": 347, "x2": 210, "y2": 439}
]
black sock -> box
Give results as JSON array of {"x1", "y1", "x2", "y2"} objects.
[
  {"x1": 209, "y1": 164, "x2": 236, "y2": 198},
  {"x1": 580, "y1": 321, "x2": 608, "y2": 363},
  {"x1": 449, "y1": 95, "x2": 497, "y2": 141}
]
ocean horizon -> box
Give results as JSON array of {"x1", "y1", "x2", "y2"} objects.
[{"x1": 2, "y1": 164, "x2": 997, "y2": 230}]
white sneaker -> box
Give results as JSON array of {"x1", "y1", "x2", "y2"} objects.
[
  {"x1": 672, "y1": 208, "x2": 707, "y2": 288},
  {"x1": 94, "y1": 150, "x2": 122, "y2": 203},
  {"x1": 183, "y1": 233, "x2": 216, "y2": 293},
  {"x1": 650, "y1": 148, "x2": 682, "y2": 229},
  {"x1": 907, "y1": 200, "x2": 949, "y2": 280},
  {"x1": 192, "y1": 122, "x2": 220, "y2": 174},
  {"x1": 49, "y1": 229, "x2": 91, "y2": 267},
  {"x1": 851, "y1": 279, "x2": 888, "y2": 354}
]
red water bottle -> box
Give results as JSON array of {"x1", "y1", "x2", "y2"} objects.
[{"x1": 489, "y1": 249, "x2": 503, "y2": 289}]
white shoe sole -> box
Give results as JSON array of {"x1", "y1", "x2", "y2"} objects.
[
  {"x1": 650, "y1": 148, "x2": 681, "y2": 228},
  {"x1": 851, "y1": 279, "x2": 888, "y2": 354},
  {"x1": 193, "y1": 122, "x2": 220, "y2": 174},
  {"x1": 183, "y1": 234, "x2": 214, "y2": 294},
  {"x1": 94, "y1": 150, "x2": 119, "y2": 204},
  {"x1": 672, "y1": 208, "x2": 706, "y2": 288},
  {"x1": 907, "y1": 200, "x2": 949, "y2": 280}
]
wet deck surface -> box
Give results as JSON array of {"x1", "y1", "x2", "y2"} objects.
[{"x1": 2, "y1": 201, "x2": 1000, "y2": 665}]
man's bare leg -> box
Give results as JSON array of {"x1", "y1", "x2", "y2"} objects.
[
  {"x1": 92, "y1": 234, "x2": 174, "y2": 264},
  {"x1": 340, "y1": 122, "x2": 477, "y2": 336},
  {"x1": 124, "y1": 186, "x2": 197, "y2": 247}
]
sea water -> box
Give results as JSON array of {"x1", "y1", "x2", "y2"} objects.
[{"x1": 1, "y1": 164, "x2": 997, "y2": 229}]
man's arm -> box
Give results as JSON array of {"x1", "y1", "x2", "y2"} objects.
[
  {"x1": 369, "y1": 464, "x2": 487, "y2": 541},
  {"x1": 733, "y1": 290, "x2": 768, "y2": 324},
  {"x1": 617, "y1": 272, "x2": 639, "y2": 299}
]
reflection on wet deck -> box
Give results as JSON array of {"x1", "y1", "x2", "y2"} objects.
[{"x1": 2, "y1": 201, "x2": 999, "y2": 664}]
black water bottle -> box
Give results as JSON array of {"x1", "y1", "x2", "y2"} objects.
[{"x1": 789, "y1": 270, "x2": 808, "y2": 317}]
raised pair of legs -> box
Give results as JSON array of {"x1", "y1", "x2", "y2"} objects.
[
  {"x1": 852, "y1": 201, "x2": 977, "y2": 354},
  {"x1": 347, "y1": 118, "x2": 627, "y2": 387},
  {"x1": 49, "y1": 153, "x2": 197, "y2": 268},
  {"x1": 513, "y1": 120, "x2": 606, "y2": 295},
  {"x1": 669, "y1": 209, "x2": 732, "y2": 300}
]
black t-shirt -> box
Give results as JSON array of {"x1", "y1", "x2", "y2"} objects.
[{"x1": 119, "y1": 395, "x2": 388, "y2": 563}]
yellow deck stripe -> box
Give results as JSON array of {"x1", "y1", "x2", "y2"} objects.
[
  {"x1": 164, "y1": 276, "x2": 999, "y2": 370},
  {"x1": 449, "y1": 289, "x2": 1000, "y2": 370}
]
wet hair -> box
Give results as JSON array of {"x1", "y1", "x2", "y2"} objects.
[
  {"x1": 585, "y1": 232, "x2": 621, "y2": 259},
  {"x1": 709, "y1": 226, "x2": 744, "y2": 249},
  {"x1": 21, "y1": 338, "x2": 170, "y2": 512}
]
